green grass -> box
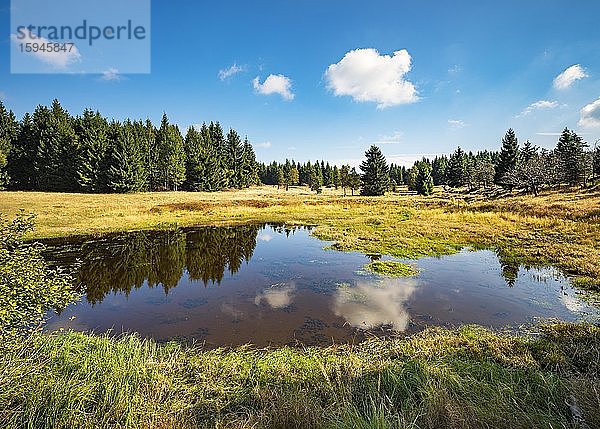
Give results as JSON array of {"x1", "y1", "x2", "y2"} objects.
[
  {"x1": 1, "y1": 186, "x2": 598, "y2": 291},
  {"x1": 1, "y1": 323, "x2": 598, "y2": 428},
  {"x1": 365, "y1": 261, "x2": 419, "y2": 277}
]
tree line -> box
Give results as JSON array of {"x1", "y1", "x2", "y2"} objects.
[
  {"x1": 1, "y1": 100, "x2": 599, "y2": 196},
  {"x1": 0, "y1": 100, "x2": 259, "y2": 193},
  {"x1": 386, "y1": 128, "x2": 600, "y2": 196}
]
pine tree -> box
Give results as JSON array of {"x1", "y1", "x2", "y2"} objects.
[
  {"x1": 348, "y1": 168, "x2": 361, "y2": 196},
  {"x1": 0, "y1": 102, "x2": 17, "y2": 188},
  {"x1": 309, "y1": 164, "x2": 322, "y2": 193},
  {"x1": 520, "y1": 140, "x2": 537, "y2": 163},
  {"x1": 156, "y1": 114, "x2": 185, "y2": 190},
  {"x1": 35, "y1": 100, "x2": 80, "y2": 192},
  {"x1": 225, "y1": 129, "x2": 245, "y2": 188},
  {"x1": 104, "y1": 121, "x2": 147, "y2": 192},
  {"x1": 208, "y1": 122, "x2": 228, "y2": 190},
  {"x1": 447, "y1": 147, "x2": 467, "y2": 188},
  {"x1": 360, "y1": 145, "x2": 389, "y2": 196},
  {"x1": 556, "y1": 128, "x2": 588, "y2": 186},
  {"x1": 340, "y1": 164, "x2": 350, "y2": 196},
  {"x1": 495, "y1": 128, "x2": 519, "y2": 184},
  {"x1": 74, "y1": 109, "x2": 109, "y2": 192},
  {"x1": 415, "y1": 160, "x2": 434, "y2": 195},
  {"x1": 7, "y1": 112, "x2": 36, "y2": 190},
  {"x1": 241, "y1": 138, "x2": 258, "y2": 187},
  {"x1": 432, "y1": 156, "x2": 448, "y2": 186},
  {"x1": 183, "y1": 127, "x2": 205, "y2": 191}
]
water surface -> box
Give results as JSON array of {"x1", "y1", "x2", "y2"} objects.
[{"x1": 44, "y1": 224, "x2": 599, "y2": 347}]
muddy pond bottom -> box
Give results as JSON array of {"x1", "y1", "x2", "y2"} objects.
[{"x1": 44, "y1": 224, "x2": 599, "y2": 347}]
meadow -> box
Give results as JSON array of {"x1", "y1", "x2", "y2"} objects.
[{"x1": 1, "y1": 185, "x2": 600, "y2": 428}]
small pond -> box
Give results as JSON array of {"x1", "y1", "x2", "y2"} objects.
[{"x1": 43, "y1": 224, "x2": 599, "y2": 347}]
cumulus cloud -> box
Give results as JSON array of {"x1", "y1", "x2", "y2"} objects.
[
  {"x1": 10, "y1": 29, "x2": 81, "y2": 69},
  {"x1": 448, "y1": 119, "x2": 466, "y2": 129},
  {"x1": 253, "y1": 74, "x2": 295, "y2": 100},
  {"x1": 578, "y1": 97, "x2": 600, "y2": 128},
  {"x1": 218, "y1": 63, "x2": 245, "y2": 80},
  {"x1": 255, "y1": 141, "x2": 272, "y2": 149},
  {"x1": 100, "y1": 68, "x2": 122, "y2": 81},
  {"x1": 553, "y1": 65, "x2": 588, "y2": 90},
  {"x1": 325, "y1": 48, "x2": 418, "y2": 109},
  {"x1": 332, "y1": 278, "x2": 417, "y2": 331},
  {"x1": 517, "y1": 100, "x2": 559, "y2": 117},
  {"x1": 254, "y1": 283, "x2": 295, "y2": 309}
]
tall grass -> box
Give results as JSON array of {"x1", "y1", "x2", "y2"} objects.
[{"x1": 1, "y1": 323, "x2": 598, "y2": 428}]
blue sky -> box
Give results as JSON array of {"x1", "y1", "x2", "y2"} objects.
[{"x1": 2, "y1": 0, "x2": 600, "y2": 166}]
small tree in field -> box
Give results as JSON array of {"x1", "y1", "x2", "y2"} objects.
[
  {"x1": 360, "y1": 145, "x2": 389, "y2": 196},
  {"x1": 0, "y1": 214, "x2": 77, "y2": 346},
  {"x1": 349, "y1": 168, "x2": 361, "y2": 196}
]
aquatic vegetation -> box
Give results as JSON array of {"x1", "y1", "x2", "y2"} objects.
[{"x1": 364, "y1": 260, "x2": 419, "y2": 277}]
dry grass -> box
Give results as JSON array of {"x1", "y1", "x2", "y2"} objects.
[{"x1": 1, "y1": 185, "x2": 599, "y2": 290}]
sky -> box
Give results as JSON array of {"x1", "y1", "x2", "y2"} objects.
[{"x1": 2, "y1": 0, "x2": 600, "y2": 166}]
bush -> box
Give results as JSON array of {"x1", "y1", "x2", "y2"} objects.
[{"x1": 0, "y1": 212, "x2": 77, "y2": 345}]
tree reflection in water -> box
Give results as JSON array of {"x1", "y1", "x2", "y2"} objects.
[{"x1": 45, "y1": 224, "x2": 307, "y2": 305}]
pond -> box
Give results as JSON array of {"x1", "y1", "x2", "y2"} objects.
[{"x1": 43, "y1": 224, "x2": 600, "y2": 347}]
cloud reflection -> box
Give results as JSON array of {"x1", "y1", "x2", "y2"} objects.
[
  {"x1": 333, "y1": 278, "x2": 417, "y2": 330},
  {"x1": 255, "y1": 283, "x2": 295, "y2": 309}
]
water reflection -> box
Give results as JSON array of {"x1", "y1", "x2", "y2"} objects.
[
  {"x1": 45, "y1": 224, "x2": 306, "y2": 304},
  {"x1": 333, "y1": 278, "x2": 417, "y2": 330},
  {"x1": 42, "y1": 225, "x2": 600, "y2": 347},
  {"x1": 255, "y1": 283, "x2": 296, "y2": 309}
]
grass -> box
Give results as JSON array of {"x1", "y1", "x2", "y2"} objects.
[
  {"x1": 2, "y1": 186, "x2": 600, "y2": 427},
  {"x1": 1, "y1": 323, "x2": 598, "y2": 428},
  {"x1": 1, "y1": 185, "x2": 599, "y2": 291},
  {"x1": 364, "y1": 261, "x2": 419, "y2": 277}
]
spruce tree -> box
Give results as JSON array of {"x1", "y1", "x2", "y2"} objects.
[
  {"x1": 7, "y1": 113, "x2": 36, "y2": 190},
  {"x1": 0, "y1": 102, "x2": 18, "y2": 189},
  {"x1": 556, "y1": 128, "x2": 587, "y2": 186},
  {"x1": 360, "y1": 145, "x2": 389, "y2": 196},
  {"x1": 241, "y1": 138, "x2": 258, "y2": 187},
  {"x1": 74, "y1": 109, "x2": 109, "y2": 192},
  {"x1": 348, "y1": 168, "x2": 361, "y2": 196},
  {"x1": 447, "y1": 147, "x2": 467, "y2": 187},
  {"x1": 415, "y1": 160, "x2": 434, "y2": 195},
  {"x1": 35, "y1": 100, "x2": 80, "y2": 192},
  {"x1": 495, "y1": 128, "x2": 519, "y2": 184},
  {"x1": 225, "y1": 129, "x2": 244, "y2": 188},
  {"x1": 104, "y1": 121, "x2": 147, "y2": 192},
  {"x1": 183, "y1": 127, "x2": 205, "y2": 191},
  {"x1": 156, "y1": 114, "x2": 185, "y2": 190},
  {"x1": 520, "y1": 140, "x2": 537, "y2": 163}
]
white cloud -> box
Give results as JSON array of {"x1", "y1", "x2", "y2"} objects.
[
  {"x1": 553, "y1": 65, "x2": 588, "y2": 90},
  {"x1": 0, "y1": 92, "x2": 5, "y2": 101},
  {"x1": 517, "y1": 100, "x2": 559, "y2": 117},
  {"x1": 100, "y1": 68, "x2": 122, "y2": 81},
  {"x1": 535, "y1": 132, "x2": 562, "y2": 136},
  {"x1": 332, "y1": 278, "x2": 417, "y2": 330},
  {"x1": 448, "y1": 119, "x2": 466, "y2": 129},
  {"x1": 258, "y1": 232, "x2": 273, "y2": 242},
  {"x1": 253, "y1": 74, "x2": 295, "y2": 100},
  {"x1": 448, "y1": 64, "x2": 462, "y2": 74},
  {"x1": 254, "y1": 283, "x2": 295, "y2": 309},
  {"x1": 578, "y1": 97, "x2": 600, "y2": 128},
  {"x1": 373, "y1": 131, "x2": 403, "y2": 144},
  {"x1": 218, "y1": 63, "x2": 245, "y2": 80},
  {"x1": 325, "y1": 48, "x2": 418, "y2": 109},
  {"x1": 255, "y1": 141, "x2": 272, "y2": 149},
  {"x1": 10, "y1": 29, "x2": 81, "y2": 69}
]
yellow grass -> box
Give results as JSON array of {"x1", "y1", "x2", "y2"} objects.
[{"x1": 1, "y1": 185, "x2": 599, "y2": 290}]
